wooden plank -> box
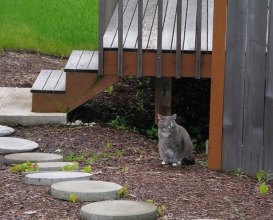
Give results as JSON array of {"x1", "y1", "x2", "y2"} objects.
[
  {"x1": 141, "y1": 0, "x2": 158, "y2": 49},
  {"x1": 222, "y1": 0, "x2": 247, "y2": 172},
  {"x1": 207, "y1": 0, "x2": 214, "y2": 52},
  {"x1": 242, "y1": 1, "x2": 268, "y2": 175},
  {"x1": 184, "y1": 0, "x2": 197, "y2": 51},
  {"x1": 43, "y1": 70, "x2": 62, "y2": 92},
  {"x1": 112, "y1": 0, "x2": 138, "y2": 49},
  {"x1": 264, "y1": 0, "x2": 273, "y2": 172},
  {"x1": 65, "y1": 50, "x2": 83, "y2": 71},
  {"x1": 77, "y1": 51, "x2": 94, "y2": 71},
  {"x1": 172, "y1": 0, "x2": 188, "y2": 51},
  {"x1": 147, "y1": 0, "x2": 168, "y2": 50},
  {"x1": 124, "y1": 0, "x2": 148, "y2": 49},
  {"x1": 208, "y1": 0, "x2": 227, "y2": 170},
  {"x1": 103, "y1": 0, "x2": 129, "y2": 49},
  {"x1": 162, "y1": 0, "x2": 177, "y2": 51},
  {"x1": 88, "y1": 51, "x2": 99, "y2": 72},
  {"x1": 195, "y1": 0, "x2": 202, "y2": 79},
  {"x1": 31, "y1": 70, "x2": 51, "y2": 92},
  {"x1": 104, "y1": 51, "x2": 211, "y2": 78},
  {"x1": 55, "y1": 71, "x2": 66, "y2": 92}
]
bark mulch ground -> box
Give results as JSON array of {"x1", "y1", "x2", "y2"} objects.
[{"x1": 0, "y1": 51, "x2": 273, "y2": 219}]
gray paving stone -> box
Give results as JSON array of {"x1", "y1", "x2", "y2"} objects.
[
  {"x1": 0, "y1": 125, "x2": 15, "y2": 136},
  {"x1": 80, "y1": 200, "x2": 157, "y2": 220},
  {"x1": 4, "y1": 152, "x2": 63, "y2": 165},
  {"x1": 37, "y1": 162, "x2": 76, "y2": 171},
  {"x1": 51, "y1": 181, "x2": 122, "y2": 202},
  {"x1": 0, "y1": 137, "x2": 38, "y2": 154},
  {"x1": 24, "y1": 171, "x2": 92, "y2": 185}
]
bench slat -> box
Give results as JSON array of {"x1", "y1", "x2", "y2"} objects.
[
  {"x1": 31, "y1": 70, "x2": 51, "y2": 92},
  {"x1": 65, "y1": 50, "x2": 83, "y2": 70}
]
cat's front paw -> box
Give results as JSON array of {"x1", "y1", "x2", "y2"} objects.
[
  {"x1": 161, "y1": 161, "x2": 166, "y2": 165},
  {"x1": 172, "y1": 163, "x2": 177, "y2": 166}
]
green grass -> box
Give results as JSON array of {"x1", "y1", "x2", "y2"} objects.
[{"x1": 0, "y1": 0, "x2": 98, "y2": 56}]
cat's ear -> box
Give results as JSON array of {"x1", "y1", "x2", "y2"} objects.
[
  {"x1": 171, "y1": 114, "x2": 177, "y2": 120},
  {"x1": 158, "y1": 114, "x2": 163, "y2": 120}
]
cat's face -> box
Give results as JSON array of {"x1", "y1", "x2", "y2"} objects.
[{"x1": 158, "y1": 114, "x2": 177, "y2": 137}]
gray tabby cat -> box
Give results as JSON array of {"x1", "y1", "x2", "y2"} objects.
[{"x1": 158, "y1": 114, "x2": 195, "y2": 166}]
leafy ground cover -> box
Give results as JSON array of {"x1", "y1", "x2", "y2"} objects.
[
  {"x1": 0, "y1": 51, "x2": 273, "y2": 219},
  {"x1": 0, "y1": 0, "x2": 98, "y2": 56}
]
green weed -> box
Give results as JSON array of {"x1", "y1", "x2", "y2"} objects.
[
  {"x1": 9, "y1": 161, "x2": 39, "y2": 173},
  {"x1": 146, "y1": 127, "x2": 158, "y2": 139},
  {"x1": 60, "y1": 162, "x2": 79, "y2": 171},
  {"x1": 108, "y1": 116, "x2": 127, "y2": 130},
  {"x1": 69, "y1": 193, "x2": 77, "y2": 203},
  {"x1": 117, "y1": 186, "x2": 129, "y2": 198},
  {"x1": 256, "y1": 170, "x2": 272, "y2": 195},
  {"x1": 82, "y1": 165, "x2": 92, "y2": 173}
]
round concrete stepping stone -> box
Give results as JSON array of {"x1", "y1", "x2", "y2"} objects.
[
  {"x1": 51, "y1": 181, "x2": 122, "y2": 202},
  {"x1": 0, "y1": 125, "x2": 15, "y2": 137},
  {"x1": 4, "y1": 152, "x2": 63, "y2": 165},
  {"x1": 0, "y1": 137, "x2": 38, "y2": 154},
  {"x1": 24, "y1": 171, "x2": 92, "y2": 185},
  {"x1": 80, "y1": 200, "x2": 157, "y2": 220},
  {"x1": 37, "y1": 162, "x2": 76, "y2": 171}
]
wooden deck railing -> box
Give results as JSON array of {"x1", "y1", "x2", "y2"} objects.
[{"x1": 99, "y1": 0, "x2": 207, "y2": 78}]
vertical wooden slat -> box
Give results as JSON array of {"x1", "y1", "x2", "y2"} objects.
[
  {"x1": 242, "y1": 0, "x2": 268, "y2": 175},
  {"x1": 98, "y1": 0, "x2": 106, "y2": 76},
  {"x1": 137, "y1": 0, "x2": 143, "y2": 78},
  {"x1": 118, "y1": 0, "x2": 124, "y2": 77},
  {"x1": 195, "y1": 0, "x2": 202, "y2": 79},
  {"x1": 208, "y1": 0, "x2": 227, "y2": 170},
  {"x1": 176, "y1": 0, "x2": 182, "y2": 78},
  {"x1": 264, "y1": 0, "x2": 273, "y2": 172},
  {"x1": 222, "y1": 0, "x2": 247, "y2": 172},
  {"x1": 157, "y1": 0, "x2": 163, "y2": 78}
]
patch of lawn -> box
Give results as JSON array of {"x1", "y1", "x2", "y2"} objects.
[{"x1": 0, "y1": 0, "x2": 98, "y2": 56}]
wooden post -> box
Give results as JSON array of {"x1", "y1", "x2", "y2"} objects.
[
  {"x1": 155, "y1": 78, "x2": 172, "y2": 124},
  {"x1": 208, "y1": 0, "x2": 227, "y2": 170}
]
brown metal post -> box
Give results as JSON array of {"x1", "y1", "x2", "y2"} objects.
[
  {"x1": 155, "y1": 78, "x2": 172, "y2": 124},
  {"x1": 208, "y1": 0, "x2": 227, "y2": 170}
]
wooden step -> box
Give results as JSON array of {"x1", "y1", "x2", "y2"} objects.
[
  {"x1": 64, "y1": 50, "x2": 98, "y2": 73},
  {"x1": 31, "y1": 70, "x2": 66, "y2": 93}
]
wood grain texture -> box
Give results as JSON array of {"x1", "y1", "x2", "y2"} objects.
[
  {"x1": 242, "y1": 1, "x2": 268, "y2": 175},
  {"x1": 222, "y1": 0, "x2": 247, "y2": 172},
  {"x1": 104, "y1": 51, "x2": 211, "y2": 77},
  {"x1": 208, "y1": 0, "x2": 227, "y2": 170},
  {"x1": 264, "y1": 0, "x2": 273, "y2": 172}
]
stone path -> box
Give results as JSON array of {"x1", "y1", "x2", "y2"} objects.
[
  {"x1": 25, "y1": 171, "x2": 92, "y2": 186},
  {"x1": 51, "y1": 180, "x2": 122, "y2": 202},
  {"x1": 0, "y1": 137, "x2": 38, "y2": 154},
  {"x1": 1, "y1": 125, "x2": 157, "y2": 220},
  {"x1": 0, "y1": 125, "x2": 15, "y2": 136},
  {"x1": 80, "y1": 200, "x2": 157, "y2": 220},
  {"x1": 4, "y1": 152, "x2": 63, "y2": 165},
  {"x1": 37, "y1": 162, "x2": 75, "y2": 171}
]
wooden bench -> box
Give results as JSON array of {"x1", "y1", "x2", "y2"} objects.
[{"x1": 31, "y1": 70, "x2": 66, "y2": 93}]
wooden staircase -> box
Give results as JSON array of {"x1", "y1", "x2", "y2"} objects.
[{"x1": 31, "y1": 51, "x2": 119, "y2": 113}]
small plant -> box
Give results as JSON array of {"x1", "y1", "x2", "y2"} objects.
[
  {"x1": 105, "y1": 142, "x2": 112, "y2": 150},
  {"x1": 233, "y1": 168, "x2": 245, "y2": 177},
  {"x1": 120, "y1": 166, "x2": 129, "y2": 173},
  {"x1": 256, "y1": 170, "x2": 273, "y2": 195},
  {"x1": 61, "y1": 162, "x2": 79, "y2": 171},
  {"x1": 146, "y1": 127, "x2": 158, "y2": 139},
  {"x1": 9, "y1": 161, "x2": 39, "y2": 173},
  {"x1": 201, "y1": 160, "x2": 208, "y2": 168},
  {"x1": 82, "y1": 165, "x2": 92, "y2": 173},
  {"x1": 117, "y1": 186, "x2": 129, "y2": 198},
  {"x1": 105, "y1": 85, "x2": 114, "y2": 94},
  {"x1": 108, "y1": 116, "x2": 127, "y2": 130},
  {"x1": 146, "y1": 199, "x2": 166, "y2": 217},
  {"x1": 69, "y1": 193, "x2": 77, "y2": 203}
]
